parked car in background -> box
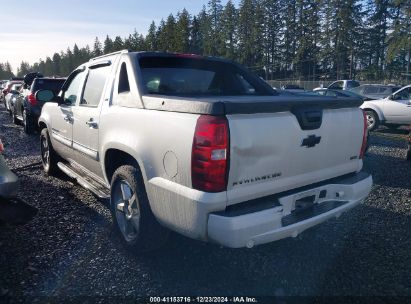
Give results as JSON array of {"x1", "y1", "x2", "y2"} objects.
[
  {"x1": 36, "y1": 50, "x2": 372, "y2": 251},
  {"x1": 2, "y1": 80, "x2": 23, "y2": 105},
  {"x1": 360, "y1": 85, "x2": 411, "y2": 131},
  {"x1": 12, "y1": 77, "x2": 65, "y2": 134},
  {"x1": 314, "y1": 80, "x2": 360, "y2": 91},
  {"x1": 4, "y1": 83, "x2": 22, "y2": 113},
  {"x1": 350, "y1": 84, "x2": 401, "y2": 100},
  {"x1": 0, "y1": 80, "x2": 8, "y2": 102},
  {"x1": 0, "y1": 80, "x2": 9, "y2": 103},
  {"x1": 0, "y1": 139, "x2": 18, "y2": 198},
  {"x1": 314, "y1": 88, "x2": 370, "y2": 101}
]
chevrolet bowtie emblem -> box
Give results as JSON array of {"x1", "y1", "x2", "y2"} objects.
[{"x1": 301, "y1": 135, "x2": 321, "y2": 148}]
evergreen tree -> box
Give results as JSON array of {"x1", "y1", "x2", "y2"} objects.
[
  {"x1": 145, "y1": 21, "x2": 157, "y2": 51},
  {"x1": 17, "y1": 61, "x2": 31, "y2": 77},
  {"x1": 238, "y1": 0, "x2": 259, "y2": 66},
  {"x1": 93, "y1": 37, "x2": 103, "y2": 57},
  {"x1": 13, "y1": 0, "x2": 405, "y2": 82},
  {"x1": 190, "y1": 16, "x2": 202, "y2": 54},
  {"x1": 44, "y1": 57, "x2": 54, "y2": 76},
  {"x1": 156, "y1": 19, "x2": 168, "y2": 51},
  {"x1": 103, "y1": 35, "x2": 114, "y2": 54},
  {"x1": 207, "y1": 0, "x2": 223, "y2": 55},
  {"x1": 198, "y1": 6, "x2": 213, "y2": 55},
  {"x1": 175, "y1": 9, "x2": 191, "y2": 53},
  {"x1": 52, "y1": 53, "x2": 62, "y2": 76},
  {"x1": 386, "y1": 0, "x2": 411, "y2": 81},
  {"x1": 112, "y1": 36, "x2": 124, "y2": 51},
  {"x1": 293, "y1": 0, "x2": 320, "y2": 79},
  {"x1": 220, "y1": 0, "x2": 238, "y2": 60},
  {"x1": 262, "y1": 0, "x2": 282, "y2": 79}
]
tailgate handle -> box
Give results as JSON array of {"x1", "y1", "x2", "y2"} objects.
[
  {"x1": 292, "y1": 107, "x2": 323, "y2": 130},
  {"x1": 306, "y1": 111, "x2": 321, "y2": 122}
]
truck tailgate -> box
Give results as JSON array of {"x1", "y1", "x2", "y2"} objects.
[{"x1": 226, "y1": 107, "x2": 364, "y2": 205}]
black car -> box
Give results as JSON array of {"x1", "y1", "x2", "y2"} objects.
[{"x1": 12, "y1": 77, "x2": 65, "y2": 134}]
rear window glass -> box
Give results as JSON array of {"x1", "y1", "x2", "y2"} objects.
[
  {"x1": 139, "y1": 56, "x2": 273, "y2": 96},
  {"x1": 31, "y1": 79, "x2": 65, "y2": 93}
]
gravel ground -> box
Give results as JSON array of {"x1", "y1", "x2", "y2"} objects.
[{"x1": 0, "y1": 102, "x2": 410, "y2": 301}]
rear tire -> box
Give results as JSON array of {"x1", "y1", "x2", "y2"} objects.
[
  {"x1": 407, "y1": 146, "x2": 411, "y2": 161},
  {"x1": 40, "y1": 128, "x2": 59, "y2": 175},
  {"x1": 12, "y1": 110, "x2": 19, "y2": 125},
  {"x1": 23, "y1": 109, "x2": 33, "y2": 134},
  {"x1": 365, "y1": 110, "x2": 379, "y2": 131},
  {"x1": 110, "y1": 165, "x2": 168, "y2": 253}
]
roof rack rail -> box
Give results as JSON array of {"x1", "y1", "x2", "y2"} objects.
[{"x1": 89, "y1": 49, "x2": 130, "y2": 61}]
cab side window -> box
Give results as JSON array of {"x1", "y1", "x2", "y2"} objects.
[
  {"x1": 329, "y1": 81, "x2": 343, "y2": 90},
  {"x1": 63, "y1": 70, "x2": 86, "y2": 105},
  {"x1": 81, "y1": 65, "x2": 111, "y2": 107}
]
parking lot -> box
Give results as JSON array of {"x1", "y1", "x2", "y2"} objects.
[{"x1": 0, "y1": 102, "x2": 410, "y2": 299}]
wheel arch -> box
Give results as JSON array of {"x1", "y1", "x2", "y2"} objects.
[
  {"x1": 38, "y1": 121, "x2": 47, "y2": 131},
  {"x1": 362, "y1": 105, "x2": 385, "y2": 122},
  {"x1": 102, "y1": 146, "x2": 147, "y2": 186}
]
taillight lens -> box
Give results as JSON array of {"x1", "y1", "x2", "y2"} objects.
[
  {"x1": 192, "y1": 115, "x2": 229, "y2": 192},
  {"x1": 0, "y1": 140, "x2": 4, "y2": 153},
  {"x1": 359, "y1": 110, "x2": 368, "y2": 159},
  {"x1": 27, "y1": 92, "x2": 37, "y2": 105}
]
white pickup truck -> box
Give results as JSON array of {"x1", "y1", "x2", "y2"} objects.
[{"x1": 36, "y1": 50, "x2": 372, "y2": 251}]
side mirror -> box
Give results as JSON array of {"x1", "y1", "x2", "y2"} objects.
[
  {"x1": 35, "y1": 89, "x2": 64, "y2": 104},
  {"x1": 387, "y1": 94, "x2": 393, "y2": 100}
]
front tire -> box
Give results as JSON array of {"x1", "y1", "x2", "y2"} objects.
[
  {"x1": 365, "y1": 110, "x2": 379, "y2": 131},
  {"x1": 40, "y1": 128, "x2": 59, "y2": 175},
  {"x1": 110, "y1": 165, "x2": 168, "y2": 252}
]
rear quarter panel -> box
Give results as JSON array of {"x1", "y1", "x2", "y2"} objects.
[{"x1": 99, "y1": 107, "x2": 226, "y2": 238}]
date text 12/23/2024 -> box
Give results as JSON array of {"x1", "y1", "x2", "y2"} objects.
[{"x1": 150, "y1": 297, "x2": 258, "y2": 303}]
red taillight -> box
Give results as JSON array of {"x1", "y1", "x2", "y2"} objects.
[
  {"x1": 27, "y1": 92, "x2": 37, "y2": 105},
  {"x1": 0, "y1": 140, "x2": 4, "y2": 153},
  {"x1": 192, "y1": 115, "x2": 229, "y2": 192},
  {"x1": 359, "y1": 110, "x2": 368, "y2": 159}
]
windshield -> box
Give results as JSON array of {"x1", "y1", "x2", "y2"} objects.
[{"x1": 139, "y1": 56, "x2": 274, "y2": 96}]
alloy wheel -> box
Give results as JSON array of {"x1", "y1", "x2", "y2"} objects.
[
  {"x1": 113, "y1": 180, "x2": 140, "y2": 242},
  {"x1": 40, "y1": 134, "x2": 50, "y2": 168}
]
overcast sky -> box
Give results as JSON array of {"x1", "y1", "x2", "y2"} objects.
[{"x1": 0, "y1": 0, "x2": 239, "y2": 73}]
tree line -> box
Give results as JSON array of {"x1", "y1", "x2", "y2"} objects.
[{"x1": 4, "y1": 0, "x2": 411, "y2": 82}]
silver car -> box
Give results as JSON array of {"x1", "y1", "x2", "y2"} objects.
[
  {"x1": 360, "y1": 85, "x2": 411, "y2": 130},
  {"x1": 5, "y1": 83, "x2": 22, "y2": 114}
]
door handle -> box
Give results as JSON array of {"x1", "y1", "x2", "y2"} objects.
[
  {"x1": 63, "y1": 115, "x2": 72, "y2": 123},
  {"x1": 86, "y1": 119, "x2": 98, "y2": 129}
]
